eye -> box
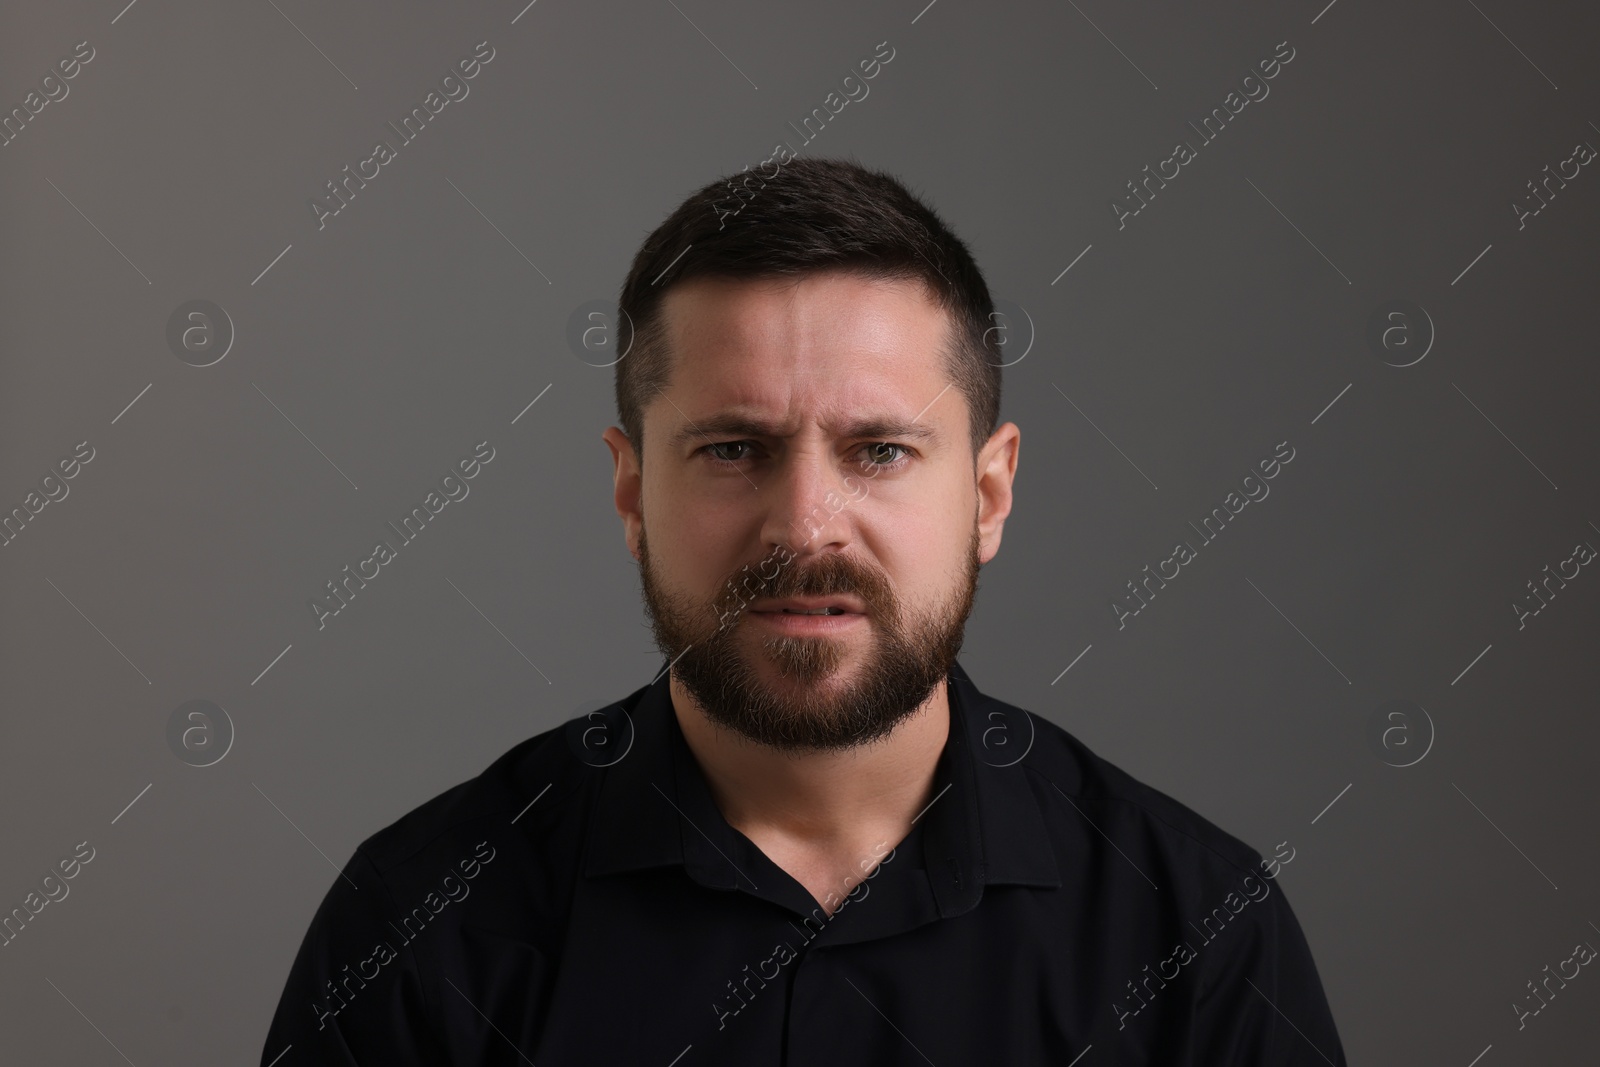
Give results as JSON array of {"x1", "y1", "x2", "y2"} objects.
[
  {"x1": 696, "y1": 440, "x2": 914, "y2": 470},
  {"x1": 700, "y1": 440, "x2": 758, "y2": 467},
  {"x1": 857, "y1": 442, "x2": 912, "y2": 469}
]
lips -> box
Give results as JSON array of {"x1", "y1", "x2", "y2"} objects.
[{"x1": 750, "y1": 596, "x2": 867, "y2": 615}]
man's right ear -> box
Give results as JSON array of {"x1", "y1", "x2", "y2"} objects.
[{"x1": 601, "y1": 426, "x2": 643, "y2": 561}]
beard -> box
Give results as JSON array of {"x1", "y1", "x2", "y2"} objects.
[{"x1": 637, "y1": 518, "x2": 982, "y2": 753}]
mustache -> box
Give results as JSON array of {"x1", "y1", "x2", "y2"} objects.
[{"x1": 712, "y1": 550, "x2": 890, "y2": 631}]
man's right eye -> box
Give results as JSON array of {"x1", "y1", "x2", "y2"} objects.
[{"x1": 702, "y1": 441, "x2": 756, "y2": 466}]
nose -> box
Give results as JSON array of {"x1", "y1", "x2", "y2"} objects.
[{"x1": 757, "y1": 441, "x2": 859, "y2": 560}]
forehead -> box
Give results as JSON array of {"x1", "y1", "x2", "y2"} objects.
[{"x1": 650, "y1": 271, "x2": 956, "y2": 435}]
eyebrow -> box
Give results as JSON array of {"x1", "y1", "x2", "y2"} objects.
[{"x1": 667, "y1": 413, "x2": 941, "y2": 452}]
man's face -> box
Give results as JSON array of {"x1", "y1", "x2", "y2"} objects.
[{"x1": 603, "y1": 271, "x2": 1018, "y2": 752}]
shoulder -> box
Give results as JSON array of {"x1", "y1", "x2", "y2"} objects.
[
  {"x1": 964, "y1": 676, "x2": 1276, "y2": 890},
  {"x1": 350, "y1": 709, "x2": 606, "y2": 895}
]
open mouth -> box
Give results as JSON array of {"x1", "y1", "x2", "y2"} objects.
[{"x1": 746, "y1": 599, "x2": 866, "y2": 628}]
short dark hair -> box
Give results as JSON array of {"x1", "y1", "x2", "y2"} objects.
[{"x1": 614, "y1": 156, "x2": 1002, "y2": 465}]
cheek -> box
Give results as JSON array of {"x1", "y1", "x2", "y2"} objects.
[
  {"x1": 862, "y1": 510, "x2": 960, "y2": 610},
  {"x1": 864, "y1": 489, "x2": 972, "y2": 604},
  {"x1": 648, "y1": 491, "x2": 753, "y2": 598}
]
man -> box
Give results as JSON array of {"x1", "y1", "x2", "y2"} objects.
[{"x1": 261, "y1": 157, "x2": 1346, "y2": 1064}]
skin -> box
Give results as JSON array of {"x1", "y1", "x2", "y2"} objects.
[{"x1": 602, "y1": 270, "x2": 1020, "y2": 914}]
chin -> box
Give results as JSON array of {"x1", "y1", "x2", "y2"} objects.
[{"x1": 748, "y1": 643, "x2": 860, "y2": 681}]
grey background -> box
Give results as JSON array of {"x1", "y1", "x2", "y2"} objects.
[{"x1": 2, "y1": 0, "x2": 1597, "y2": 1062}]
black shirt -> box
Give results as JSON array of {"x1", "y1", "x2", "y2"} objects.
[{"x1": 260, "y1": 659, "x2": 1346, "y2": 1065}]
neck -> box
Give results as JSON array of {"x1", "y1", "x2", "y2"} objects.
[{"x1": 669, "y1": 673, "x2": 951, "y2": 852}]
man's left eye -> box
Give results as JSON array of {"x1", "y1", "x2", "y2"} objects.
[{"x1": 860, "y1": 443, "x2": 909, "y2": 465}]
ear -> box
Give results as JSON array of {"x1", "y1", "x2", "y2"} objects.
[
  {"x1": 975, "y1": 421, "x2": 1020, "y2": 565},
  {"x1": 602, "y1": 426, "x2": 643, "y2": 561}
]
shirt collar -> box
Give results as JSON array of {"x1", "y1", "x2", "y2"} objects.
[{"x1": 581, "y1": 658, "x2": 1061, "y2": 917}]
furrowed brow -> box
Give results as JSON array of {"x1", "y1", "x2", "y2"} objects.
[{"x1": 840, "y1": 419, "x2": 940, "y2": 443}]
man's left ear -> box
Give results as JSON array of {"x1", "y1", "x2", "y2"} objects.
[{"x1": 975, "y1": 422, "x2": 1020, "y2": 564}]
